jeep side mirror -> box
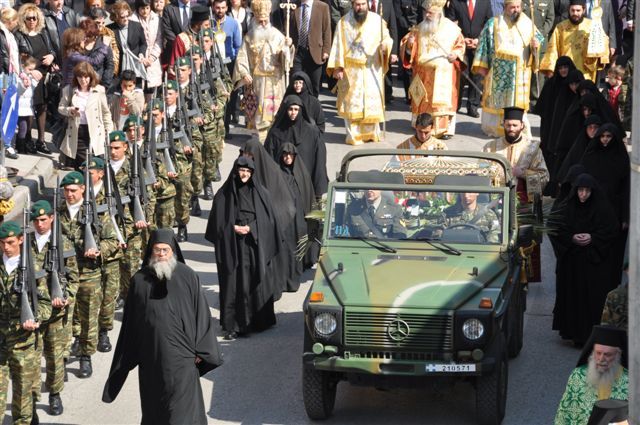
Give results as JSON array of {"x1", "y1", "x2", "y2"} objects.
[{"x1": 517, "y1": 225, "x2": 534, "y2": 247}]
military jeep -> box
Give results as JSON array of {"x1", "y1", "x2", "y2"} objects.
[{"x1": 302, "y1": 150, "x2": 535, "y2": 425}]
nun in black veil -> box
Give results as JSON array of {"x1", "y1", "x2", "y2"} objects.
[{"x1": 205, "y1": 157, "x2": 283, "y2": 339}]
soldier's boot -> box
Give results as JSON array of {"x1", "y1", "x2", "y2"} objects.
[
  {"x1": 49, "y1": 393, "x2": 63, "y2": 416},
  {"x1": 64, "y1": 359, "x2": 68, "y2": 382},
  {"x1": 78, "y1": 356, "x2": 92, "y2": 378},
  {"x1": 190, "y1": 196, "x2": 202, "y2": 217},
  {"x1": 213, "y1": 167, "x2": 221, "y2": 182},
  {"x1": 97, "y1": 329, "x2": 112, "y2": 353},
  {"x1": 177, "y1": 225, "x2": 188, "y2": 242},
  {"x1": 70, "y1": 337, "x2": 80, "y2": 357},
  {"x1": 203, "y1": 181, "x2": 214, "y2": 201},
  {"x1": 31, "y1": 399, "x2": 39, "y2": 425}
]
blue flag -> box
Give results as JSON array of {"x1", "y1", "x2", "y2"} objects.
[{"x1": 1, "y1": 81, "x2": 18, "y2": 146}]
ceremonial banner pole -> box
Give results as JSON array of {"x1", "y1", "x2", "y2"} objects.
[
  {"x1": 380, "y1": 2, "x2": 386, "y2": 140},
  {"x1": 280, "y1": 0, "x2": 296, "y2": 85},
  {"x1": 530, "y1": 0, "x2": 541, "y2": 100}
]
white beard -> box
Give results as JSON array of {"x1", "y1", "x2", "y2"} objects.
[
  {"x1": 250, "y1": 22, "x2": 272, "y2": 43},
  {"x1": 149, "y1": 256, "x2": 178, "y2": 281},
  {"x1": 419, "y1": 15, "x2": 440, "y2": 35},
  {"x1": 586, "y1": 353, "x2": 622, "y2": 390}
]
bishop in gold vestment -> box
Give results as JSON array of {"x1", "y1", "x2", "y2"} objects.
[
  {"x1": 400, "y1": 0, "x2": 465, "y2": 138},
  {"x1": 472, "y1": 1, "x2": 543, "y2": 137},
  {"x1": 326, "y1": 0, "x2": 392, "y2": 145}
]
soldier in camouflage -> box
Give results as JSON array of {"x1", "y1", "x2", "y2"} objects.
[
  {"x1": 165, "y1": 77, "x2": 195, "y2": 242},
  {"x1": 148, "y1": 100, "x2": 179, "y2": 231},
  {"x1": 0, "y1": 221, "x2": 51, "y2": 424},
  {"x1": 29, "y1": 200, "x2": 79, "y2": 416},
  {"x1": 444, "y1": 193, "x2": 501, "y2": 243},
  {"x1": 601, "y1": 263, "x2": 629, "y2": 331},
  {"x1": 59, "y1": 171, "x2": 119, "y2": 379}
]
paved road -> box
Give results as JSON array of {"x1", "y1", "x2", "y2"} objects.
[{"x1": 3, "y1": 87, "x2": 583, "y2": 425}]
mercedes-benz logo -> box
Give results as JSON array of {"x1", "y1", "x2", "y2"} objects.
[{"x1": 387, "y1": 319, "x2": 410, "y2": 341}]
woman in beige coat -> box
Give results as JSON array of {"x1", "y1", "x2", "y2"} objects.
[{"x1": 59, "y1": 61, "x2": 113, "y2": 169}]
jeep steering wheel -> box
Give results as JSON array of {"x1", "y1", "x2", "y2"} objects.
[{"x1": 446, "y1": 223, "x2": 487, "y2": 242}]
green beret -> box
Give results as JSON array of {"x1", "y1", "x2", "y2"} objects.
[
  {"x1": 60, "y1": 171, "x2": 85, "y2": 187},
  {"x1": 151, "y1": 99, "x2": 164, "y2": 112},
  {"x1": 201, "y1": 28, "x2": 214, "y2": 38},
  {"x1": 191, "y1": 46, "x2": 203, "y2": 56},
  {"x1": 122, "y1": 115, "x2": 141, "y2": 131},
  {"x1": 176, "y1": 57, "x2": 191, "y2": 68},
  {"x1": 81, "y1": 157, "x2": 105, "y2": 170},
  {"x1": 110, "y1": 130, "x2": 128, "y2": 143},
  {"x1": 30, "y1": 200, "x2": 53, "y2": 220},
  {"x1": 0, "y1": 221, "x2": 23, "y2": 239},
  {"x1": 166, "y1": 80, "x2": 178, "y2": 91}
]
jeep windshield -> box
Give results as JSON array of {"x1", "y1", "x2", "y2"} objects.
[{"x1": 329, "y1": 187, "x2": 505, "y2": 245}]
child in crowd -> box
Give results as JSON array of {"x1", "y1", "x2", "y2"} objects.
[
  {"x1": 16, "y1": 56, "x2": 39, "y2": 155},
  {"x1": 603, "y1": 65, "x2": 625, "y2": 123}
]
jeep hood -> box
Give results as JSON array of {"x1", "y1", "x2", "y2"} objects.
[{"x1": 320, "y1": 250, "x2": 507, "y2": 310}]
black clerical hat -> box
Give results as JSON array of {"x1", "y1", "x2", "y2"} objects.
[
  {"x1": 587, "y1": 399, "x2": 628, "y2": 425},
  {"x1": 142, "y1": 229, "x2": 186, "y2": 265},
  {"x1": 569, "y1": 0, "x2": 587, "y2": 6},
  {"x1": 577, "y1": 325, "x2": 627, "y2": 367},
  {"x1": 191, "y1": 5, "x2": 210, "y2": 23},
  {"x1": 503, "y1": 107, "x2": 524, "y2": 121}
]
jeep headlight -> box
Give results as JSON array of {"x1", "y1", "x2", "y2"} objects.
[
  {"x1": 462, "y1": 318, "x2": 484, "y2": 340},
  {"x1": 314, "y1": 313, "x2": 337, "y2": 337}
]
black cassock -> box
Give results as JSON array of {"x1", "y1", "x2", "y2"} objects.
[
  {"x1": 284, "y1": 71, "x2": 326, "y2": 134},
  {"x1": 552, "y1": 174, "x2": 618, "y2": 345},
  {"x1": 102, "y1": 230, "x2": 223, "y2": 425}
]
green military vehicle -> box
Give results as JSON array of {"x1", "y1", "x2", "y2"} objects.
[{"x1": 302, "y1": 150, "x2": 537, "y2": 425}]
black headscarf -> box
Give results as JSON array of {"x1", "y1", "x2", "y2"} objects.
[
  {"x1": 277, "y1": 142, "x2": 315, "y2": 214},
  {"x1": 555, "y1": 115, "x2": 602, "y2": 184},
  {"x1": 268, "y1": 95, "x2": 318, "y2": 147},
  {"x1": 577, "y1": 80, "x2": 623, "y2": 131},
  {"x1": 544, "y1": 69, "x2": 584, "y2": 157},
  {"x1": 142, "y1": 229, "x2": 185, "y2": 266},
  {"x1": 283, "y1": 71, "x2": 326, "y2": 133}
]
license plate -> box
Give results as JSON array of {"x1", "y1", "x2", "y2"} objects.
[{"x1": 425, "y1": 363, "x2": 476, "y2": 373}]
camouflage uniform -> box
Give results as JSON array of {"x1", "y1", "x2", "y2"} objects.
[
  {"x1": 60, "y1": 204, "x2": 119, "y2": 357},
  {"x1": 167, "y1": 99, "x2": 194, "y2": 227},
  {"x1": 0, "y1": 255, "x2": 51, "y2": 424},
  {"x1": 601, "y1": 282, "x2": 628, "y2": 331},
  {"x1": 187, "y1": 75, "x2": 207, "y2": 196},
  {"x1": 445, "y1": 205, "x2": 501, "y2": 243},
  {"x1": 154, "y1": 155, "x2": 178, "y2": 229},
  {"x1": 203, "y1": 76, "x2": 231, "y2": 185},
  {"x1": 30, "y1": 234, "x2": 79, "y2": 397}
]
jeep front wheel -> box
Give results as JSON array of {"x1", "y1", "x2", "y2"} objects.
[
  {"x1": 475, "y1": 349, "x2": 508, "y2": 425},
  {"x1": 302, "y1": 367, "x2": 337, "y2": 420}
]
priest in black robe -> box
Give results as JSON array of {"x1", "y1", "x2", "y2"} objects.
[
  {"x1": 283, "y1": 71, "x2": 326, "y2": 134},
  {"x1": 205, "y1": 157, "x2": 282, "y2": 339},
  {"x1": 264, "y1": 94, "x2": 329, "y2": 197},
  {"x1": 102, "y1": 229, "x2": 223, "y2": 425},
  {"x1": 552, "y1": 174, "x2": 618, "y2": 345}
]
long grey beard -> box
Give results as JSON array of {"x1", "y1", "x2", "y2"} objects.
[
  {"x1": 149, "y1": 256, "x2": 178, "y2": 281},
  {"x1": 250, "y1": 22, "x2": 272, "y2": 43},
  {"x1": 586, "y1": 353, "x2": 622, "y2": 390},
  {"x1": 419, "y1": 15, "x2": 440, "y2": 35}
]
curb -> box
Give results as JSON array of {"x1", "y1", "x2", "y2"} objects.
[{"x1": 5, "y1": 155, "x2": 57, "y2": 222}]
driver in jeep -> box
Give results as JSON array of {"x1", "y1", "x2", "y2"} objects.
[
  {"x1": 346, "y1": 190, "x2": 407, "y2": 239},
  {"x1": 444, "y1": 193, "x2": 500, "y2": 243}
]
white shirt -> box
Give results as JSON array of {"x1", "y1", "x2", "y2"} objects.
[
  {"x1": 35, "y1": 230, "x2": 51, "y2": 253},
  {"x1": 166, "y1": 104, "x2": 177, "y2": 118},
  {"x1": 299, "y1": 0, "x2": 313, "y2": 34},
  {"x1": 111, "y1": 158, "x2": 125, "y2": 175},
  {"x1": 94, "y1": 181, "x2": 104, "y2": 198},
  {"x1": 3, "y1": 253, "x2": 20, "y2": 275},
  {"x1": 67, "y1": 200, "x2": 83, "y2": 220}
]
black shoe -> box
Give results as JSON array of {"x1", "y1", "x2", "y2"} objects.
[
  {"x1": 31, "y1": 402, "x2": 39, "y2": 425},
  {"x1": 177, "y1": 225, "x2": 188, "y2": 242},
  {"x1": 203, "y1": 181, "x2": 214, "y2": 201},
  {"x1": 78, "y1": 356, "x2": 92, "y2": 378},
  {"x1": 190, "y1": 196, "x2": 202, "y2": 216},
  {"x1": 36, "y1": 141, "x2": 51, "y2": 154},
  {"x1": 115, "y1": 297, "x2": 125, "y2": 310},
  {"x1": 49, "y1": 393, "x2": 63, "y2": 416},
  {"x1": 467, "y1": 108, "x2": 480, "y2": 118},
  {"x1": 26, "y1": 141, "x2": 38, "y2": 154},
  {"x1": 5, "y1": 147, "x2": 18, "y2": 159},
  {"x1": 70, "y1": 337, "x2": 80, "y2": 357},
  {"x1": 213, "y1": 167, "x2": 221, "y2": 182},
  {"x1": 223, "y1": 331, "x2": 237, "y2": 340},
  {"x1": 97, "y1": 329, "x2": 112, "y2": 353}
]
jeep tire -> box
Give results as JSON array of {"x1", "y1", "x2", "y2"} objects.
[
  {"x1": 475, "y1": 342, "x2": 508, "y2": 425},
  {"x1": 302, "y1": 367, "x2": 337, "y2": 420},
  {"x1": 507, "y1": 281, "x2": 525, "y2": 358}
]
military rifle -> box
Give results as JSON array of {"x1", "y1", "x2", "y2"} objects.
[
  {"x1": 102, "y1": 136, "x2": 127, "y2": 246},
  {"x1": 173, "y1": 63, "x2": 195, "y2": 148},
  {"x1": 44, "y1": 177, "x2": 68, "y2": 301},
  {"x1": 16, "y1": 194, "x2": 38, "y2": 324},
  {"x1": 80, "y1": 149, "x2": 100, "y2": 253},
  {"x1": 160, "y1": 77, "x2": 178, "y2": 175},
  {"x1": 140, "y1": 109, "x2": 157, "y2": 186},
  {"x1": 130, "y1": 133, "x2": 148, "y2": 225}
]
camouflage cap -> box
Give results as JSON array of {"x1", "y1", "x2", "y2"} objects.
[
  {"x1": 123, "y1": 115, "x2": 142, "y2": 131},
  {"x1": 110, "y1": 130, "x2": 128, "y2": 143},
  {"x1": 81, "y1": 157, "x2": 105, "y2": 170},
  {"x1": 191, "y1": 45, "x2": 203, "y2": 56},
  {"x1": 60, "y1": 171, "x2": 85, "y2": 187},
  {"x1": 0, "y1": 221, "x2": 23, "y2": 239},
  {"x1": 176, "y1": 57, "x2": 191, "y2": 68},
  {"x1": 166, "y1": 80, "x2": 178, "y2": 91},
  {"x1": 30, "y1": 200, "x2": 53, "y2": 220},
  {"x1": 151, "y1": 99, "x2": 164, "y2": 112}
]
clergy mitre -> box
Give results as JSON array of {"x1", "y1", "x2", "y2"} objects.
[
  {"x1": 421, "y1": 0, "x2": 446, "y2": 11},
  {"x1": 251, "y1": 0, "x2": 272, "y2": 19}
]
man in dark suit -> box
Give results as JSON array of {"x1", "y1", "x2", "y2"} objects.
[
  {"x1": 161, "y1": 0, "x2": 192, "y2": 66},
  {"x1": 346, "y1": 190, "x2": 407, "y2": 239},
  {"x1": 445, "y1": 0, "x2": 492, "y2": 117},
  {"x1": 43, "y1": 0, "x2": 79, "y2": 59},
  {"x1": 369, "y1": 0, "x2": 398, "y2": 102},
  {"x1": 291, "y1": 0, "x2": 332, "y2": 96},
  {"x1": 108, "y1": 1, "x2": 148, "y2": 78}
]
